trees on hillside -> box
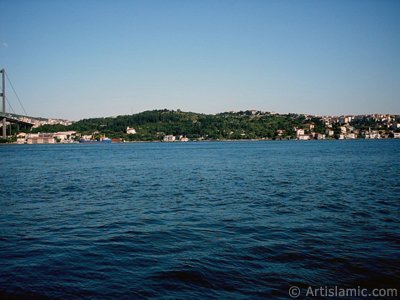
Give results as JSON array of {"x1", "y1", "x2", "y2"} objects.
[{"x1": 30, "y1": 110, "x2": 321, "y2": 140}]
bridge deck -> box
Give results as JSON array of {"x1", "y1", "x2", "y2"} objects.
[{"x1": 0, "y1": 113, "x2": 34, "y2": 126}]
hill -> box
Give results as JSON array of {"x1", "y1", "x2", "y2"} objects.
[
  {"x1": 29, "y1": 109, "x2": 400, "y2": 141},
  {"x1": 30, "y1": 109, "x2": 316, "y2": 140}
]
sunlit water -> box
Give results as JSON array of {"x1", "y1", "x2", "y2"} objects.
[{"x1": 1, "y1": 140, "x2": 399, "y2": 299}]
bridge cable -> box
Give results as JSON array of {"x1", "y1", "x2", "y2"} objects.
[
  {"x1": 5, "y1": 95, "x2": 16, "y2": 115},
  {"x1": 4, "y1": 71, "x2": 28, "y2": 116}
]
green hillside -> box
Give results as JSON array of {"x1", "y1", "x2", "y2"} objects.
[{"x1": 31, "y1": 109, "x2": 318, "y2": 141}]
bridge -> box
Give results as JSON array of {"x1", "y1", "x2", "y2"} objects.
[
  {"x1": 0, "y1": 112, "x2": 34, "y2": 126},
  {"x1": 1, "y1": 69, "x2": 34, "y2": 138}
]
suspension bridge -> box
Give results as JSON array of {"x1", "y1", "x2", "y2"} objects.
[{"x1": 0, "y1": 69, "x2": 34, "y2": 138}]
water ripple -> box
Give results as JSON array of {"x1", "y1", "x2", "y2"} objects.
[{"x1": 1, "y1": 140, "x2": 399, "y2": 299}]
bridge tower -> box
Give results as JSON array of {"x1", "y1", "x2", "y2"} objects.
[{"x1": 0, "y1": 69, "x2": 5, "y2": 138}]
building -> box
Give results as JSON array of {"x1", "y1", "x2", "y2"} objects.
[
  {"x1": 326, "y1": 129, "x2": 334, "y2": 137},
  {"x1": 81, "y1": 134, "x2": 93, "y2": 141},
  {"x1": 26, "y1": 133, "x2": 55, "y2": 144},
  {"x1": 27, "y1": 133, "x2": 39, "y2": 138},
  {"x1": 365, "y1": 131, "x2": 381, "y2": 139},
  {"x1": 126, "y1": 127, "x2": 136, "y2": 134},
  {"x1": 276, "y1": 129, "x2": 285, "y2": 137},
  {"x1": 306, "y1": 123, "x2": 315, "y2": 130},
  {"x1": 346, "y1": 133, "x2": 357, "y2": 139},
  {"x1": 394, "y1": 132, "x2": 400, "y2": 139},
  {"x1": 16, "y1": 132, "x2": 27, "y2": 143},
  {"x1": 163, "y1": 135, "x2": 176, "y2": 142},
  {"x1": 296, "y1": 129, "x2": 305, "y2": 137},
  {"x1": 16, "y1": 132, "x2": 27, "y2": 144},
  {"x1": 298, "y1": 134, "x2": 310, "y2": 140},
  {"x1": 53, "y1": 131, "x2": 76, "y2": 142},
  {"x1": 339, "y1": 116, "x2": 351, "y2": 124}
]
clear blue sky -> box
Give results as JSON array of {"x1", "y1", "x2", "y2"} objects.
[{"x1": 1, "y1": 0, "x2": 399, "y2": 120}]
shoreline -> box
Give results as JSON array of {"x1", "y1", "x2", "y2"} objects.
[{"x1": 2, "y1": 138, "x2": 400, "y2": 145}]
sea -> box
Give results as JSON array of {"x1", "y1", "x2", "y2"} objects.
[{"x1": 0, "y1": 140, "x2": 399, "y2": 299}]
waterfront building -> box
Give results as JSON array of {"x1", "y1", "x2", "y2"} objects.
[
  {"x1": 179, "y1": 135, "x2": 189, "y2": 142},
  {"x1": 26, "y1": 133, "x2": 55, "y2": 144},
  {"x1": 365, "y1": 131, "x2": 381, "y2": 139},
  {"x1": 81, "y1": 134, "x2": 92, "y2": 141},
  {"x1": 53, "y1": 131, "x2": 76, "y2": 142},
  {"x1": 298, "y1": 134, "x2": 310, "y2": 141},
  {"x1": 163, "y1": 135, "x2": 176, "y2": 142},
  {"x1": 346, "y1": 133, "x2": 357, "y2": 139}
]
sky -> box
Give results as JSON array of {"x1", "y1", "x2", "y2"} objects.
[{"x1": 1, "y1": 0, "x2": 399, "y2": 120}]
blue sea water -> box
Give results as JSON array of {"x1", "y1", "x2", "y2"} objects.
[{"x1": 0, "y1": 140, "x2": 399, "y2": 299}]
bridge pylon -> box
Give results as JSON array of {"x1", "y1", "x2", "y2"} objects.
[{"x1": 1, "y1": 69, "x2": 5, "y2": 138}]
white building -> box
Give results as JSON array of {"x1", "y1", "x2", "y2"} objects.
[
  {"x1": 365, "y1": 131, "x2": 381, "y2": 139},
  {"x1": 306, "y1": 123, "x2": 315, "y2": 130},
  {"x1": 326, "y1": 129, "x2": 334, "y2": 137},
  {"x1": 81, "y1": 135, "x2": 93, "y2": 141},
  {"x1": 298, "y1": 135, "x2": 310, "y2": 140},
  {"x1": 339, "y1": 116, "x2": 351, "y2": 124},
  {"x1": 179, "y1": 135, "x2": 189, "y2": 142},
  {"x1": 163, "y1": 135, "x2": 176, "y2": 142},
  {"x1": 296, "y1": 129, "x2": 305, "y2": 137},
  {"x1": 126, "y1": 127, "x2": 136, "y2": 134},
  {"x1": 394, "y1": 132, "x2": 400, "y2": 139},
  {"x1": 346, "y1": 133, "x2": 357, "y2": 139},
  {"x1": 27, "y1": 133, "x2": 39, "y2": 139},
  {"x1": 53, "y1": 131, "x2": 76, "y2": 142}
]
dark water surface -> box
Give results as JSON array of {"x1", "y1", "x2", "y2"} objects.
[{"x1": 1, "y1": 140, "x2": 399, "y2": 299}]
